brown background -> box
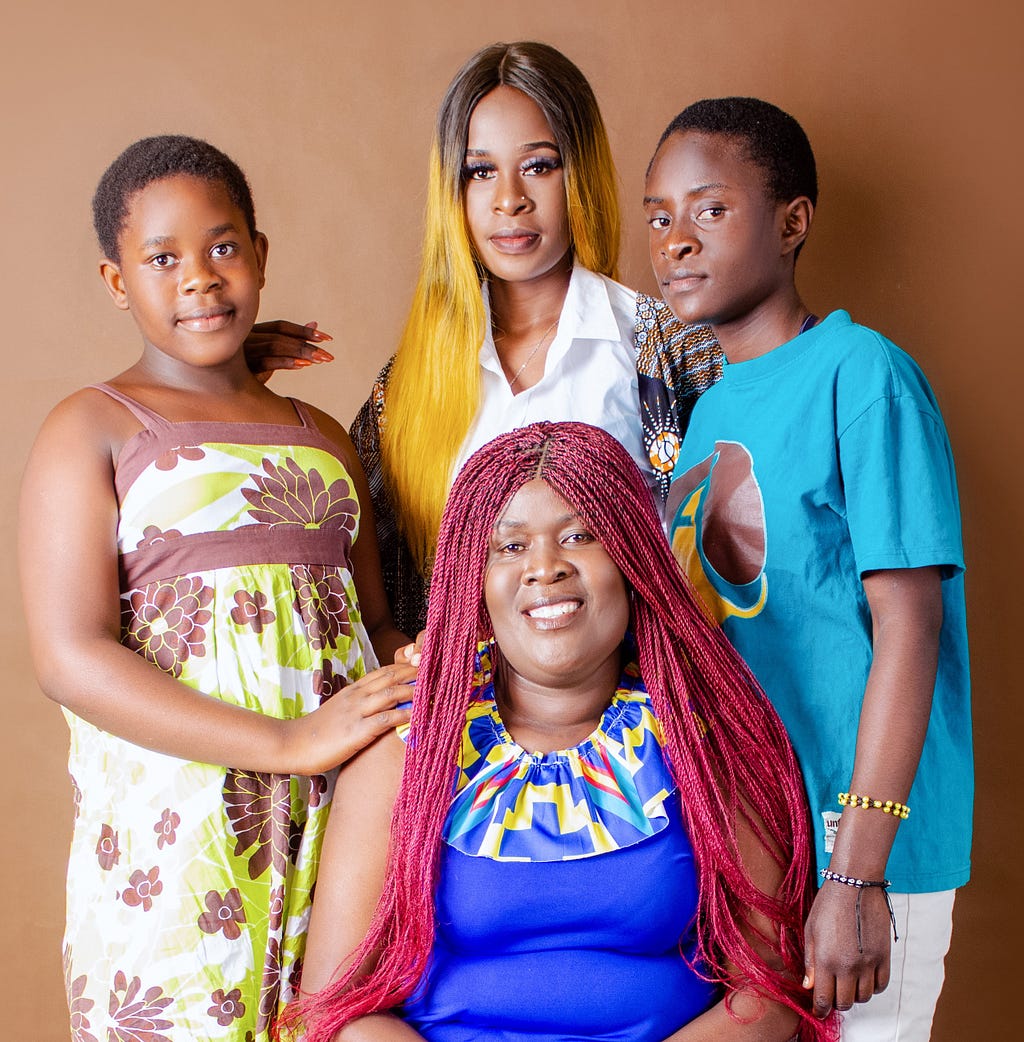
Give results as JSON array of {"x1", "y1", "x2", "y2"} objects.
[{"x1": 4, "y1": 1, "x2": 1020, "y2": 1037}]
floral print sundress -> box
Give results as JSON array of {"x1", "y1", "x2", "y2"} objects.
[{"x1": 63, "y1": 385, "x2": 377, "y2": 1042}]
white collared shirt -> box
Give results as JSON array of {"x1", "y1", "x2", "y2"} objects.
[{"x1": 453, "y1": 265, "x2": 648, "y2": 483}]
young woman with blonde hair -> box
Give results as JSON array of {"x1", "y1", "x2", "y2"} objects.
[{"x1": 253, "y1": 42, "x2": 720, "y2": 633}]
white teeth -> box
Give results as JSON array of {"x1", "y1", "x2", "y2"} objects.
[{"x1": 526, "y1": 602, "x2": 579, "y2": 619}]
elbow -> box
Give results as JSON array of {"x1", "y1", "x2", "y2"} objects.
[
  {"x1": 34, "y1": 655, "x2": 80, "y2": 709},
  {"x1": 30, "y1": 636, "x2": 104, "y2": 712}
]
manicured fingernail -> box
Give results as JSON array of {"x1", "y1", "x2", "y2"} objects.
[
  {"x1": 313, "y1": 349, "x2": 335, "y2": 362},
  {"x1": 802, "y1": 976, "x2": 811, "y2": 989},
  {"x1": 293, "y1": 359, "x2": 313, "y2": 368},
  {"x1": 411, "y1": 653, "x2": 421, "y2": 666}
]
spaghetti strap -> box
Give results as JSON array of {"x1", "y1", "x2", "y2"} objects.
[
  {"x1": 89, "y1": 383, "x2": 172, "y2": 430},
  {"x1": 289, "y1": 398, "x2": 317, "y2": 430}
]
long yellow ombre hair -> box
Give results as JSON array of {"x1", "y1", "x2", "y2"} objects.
[{"x1": 381, "y1": 41, "x2": 622, "y2": 572}]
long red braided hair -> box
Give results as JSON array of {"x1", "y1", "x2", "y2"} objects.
[{"x1": 287, "y1": 421, "x2": 836, "y2": 1042}]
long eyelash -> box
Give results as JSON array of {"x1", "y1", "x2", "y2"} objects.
[
  {"x1": 461, "y1": 161, "x2": 493, "y2": 180},
  {"x1": 523, "y1": 156, "x2": 561, "y2": 174}
]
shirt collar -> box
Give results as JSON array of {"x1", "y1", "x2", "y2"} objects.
[{"x1": 480, "y1": 265, "x2": 620, "y2": 374}]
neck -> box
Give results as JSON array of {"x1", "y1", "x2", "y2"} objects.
[
  {"x1": 714, "y1": 287, "x2": 811, "y2": 365},
  {"x1": 488, "y1": 254, "x2": 572, "y2": 340},
  {"x1": 132, "y1": 345, "x2": 261, "y2": 394},
  {"x1": 492, "y1": 646, "x2": 622, "y2": 754}
]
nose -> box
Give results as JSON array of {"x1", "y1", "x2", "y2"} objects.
[
  {"x1": 661, "y1": 225, "x2": 700, "y2": 261},
  {"x1": 179, "y1": 255, "x2": 222, "y2": 295},
  {"x1": 522, "y1": 540, "x2": 572, "y2": 585},
  {"x1": 493, "y1": 173, "x2": 532, "y2": 216}
]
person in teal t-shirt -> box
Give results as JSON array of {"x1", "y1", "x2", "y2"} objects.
[{"x1": 645, "y1": 98, "x2": 971, "y2": 1042}]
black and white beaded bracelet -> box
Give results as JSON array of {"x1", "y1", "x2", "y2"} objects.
[{"x1": 820, "y1": 868, "x2": 899, "y2": 951}]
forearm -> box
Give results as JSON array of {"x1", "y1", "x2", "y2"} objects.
[
  {"x1": 804, "y1": 567, "x2": 943, "y2": 1016},
  {"x1": 36, "y1": 634, "x2": 412, "y2": 775},
  {"x1": 829, "y1": 568, "x2": 942, "y2": 877},
  {"x1": 367, "y1": 622, "x2": 413, "y2": 668},
  {"x1": 37, "y1": 634, "x2": 298, "y2": 770}
]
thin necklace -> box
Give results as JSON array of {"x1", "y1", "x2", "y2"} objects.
[{"x1": 502, "y1": 318, "x2": 559, "y2": 390}]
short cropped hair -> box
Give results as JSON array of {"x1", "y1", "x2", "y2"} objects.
[
  {"x1": 655, "y1": 97, "x2": 817, "y2": 206},
  {"x1": 92, "y1": 135, "x2": 257, "y2": 262}
]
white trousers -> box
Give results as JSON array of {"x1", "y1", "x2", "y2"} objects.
[{"x1": 839, "y1": 890, "x2": 956, "y2": 1042}]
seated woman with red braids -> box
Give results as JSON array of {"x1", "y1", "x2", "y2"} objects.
[{"x1": 285, "y1": 422, "x2": 836, "y2": 1042}]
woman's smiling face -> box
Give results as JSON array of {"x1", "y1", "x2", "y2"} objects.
[
  {"x1": 462, "y1": 86, "x2": 572, "y2": 287},
  {"x1": 484, "y1": 479, "x2": 628, "y2": 691}
]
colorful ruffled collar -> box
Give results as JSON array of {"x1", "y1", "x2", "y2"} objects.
[{"x1": 444, "y1": 656, "x2": 676, "y2": 862}]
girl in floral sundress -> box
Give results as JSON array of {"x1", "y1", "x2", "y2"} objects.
[{"x1": 18, "y1": 136, "x2": 413, "y2": 1042}]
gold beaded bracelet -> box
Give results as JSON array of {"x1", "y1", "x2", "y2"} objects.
[{"x1": 837, "y1": 792, "x2": 910, "y2": 819}]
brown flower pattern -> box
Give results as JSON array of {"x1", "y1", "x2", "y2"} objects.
[
  {"x1": 107, "y1": 970, "x2": 174, "y2": 1041},
  {"x1": 135, "y1": 524, "x2": 183, "y2": 550},
  {"x1": 121, "y1": 576, "x2": 213, "y2": 677},
  {"x1": 291, "y1": 565, "x2": 351, "y2": 650},
  {"x1": 153, "y1": 809, "x2": 180, "y2": 850},
  {"x1": 223, "y1": 770, "x2": 291, "y2": 880},
  {"x1": 308, "y1": 772, "x2": 329, "y2": 810},
  {"x1": 268, "y1": 884, "x2": 286, "y2": 932},
  {"x1": 155, "y1": 444, "x2": 205, "y2": 471},
  {"x1": 96, "y1": 823, "x2": 121, "y2": 870},
  {"x1": 207, "y1": 986, "x2": 246, "y2": 1027},
  {"x1": 256, "y1": 936, "x2": 282, "y2": 1034},
  {"x1": 242, "y1": 458, "x2": 358, "y2": 543},
  {"x1": 67, "y1": 970, "x2": 99, "y2": 1042},
  {"x1": 122, "y1": 867, "x2": 163, "y2": 912},
  {"x1": 288, "y1": 955, "x2": 304, "y2": 999},
  {"x1": 197, "y1": 887, "x2": 246, "y2": 940},
  {"x1": 313, "y1": 659, "x2": 347, "y2": 703},
  {"x1": 230, "y1": 589, "x2": 276, "y2": 633}
]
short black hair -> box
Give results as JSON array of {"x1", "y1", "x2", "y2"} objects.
[
  {"x1": 653, "y1": 97, "x2": 817, "y2": 207},
  {"x1": 92, "y1": 135, "x2": 257, "y2": 262}
]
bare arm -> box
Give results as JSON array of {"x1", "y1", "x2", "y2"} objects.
[
  {"x1": 305, "y1": 404, "x2": 410, "y2": 665},
  {"x1": 19, "y1": 390, "x2": 410, "y2": 774},
  {"x1": 804, "y1": 566, "x2": 942, "y2": 1017},
  {"x1": 664, "y1": 810, "x2": 801, "y2": 1042},
  {"x1": 301, "y1": 731, "x2": 425, "y2": 1040}
]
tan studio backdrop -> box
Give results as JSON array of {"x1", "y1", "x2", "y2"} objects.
[{"x1": 3, "y1": 2, "x2": 1020, "y2": 1038}]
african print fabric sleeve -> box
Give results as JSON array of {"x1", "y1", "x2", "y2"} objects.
[
  {"x1": 349, "y1": 358, "x2": 429, "y2": 636},
  {"x1": 633, "y1": 293, "x2": 724, "y2": 504}
]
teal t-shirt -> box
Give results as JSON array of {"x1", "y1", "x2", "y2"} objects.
[{"x1": 666, "y1": 310, "x2": 972, "y2": 892}]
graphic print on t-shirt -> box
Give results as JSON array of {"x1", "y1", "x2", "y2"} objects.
[{"x1": 665, "y1": 441, "x2": 768, "y2": 623}]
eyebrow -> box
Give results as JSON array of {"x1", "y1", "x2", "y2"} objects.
[
  {"x1": 139, "y1": 223, "x2": 240, "y2": 250},
  {"x1": 643, "y1": 182, "x2": 730, "y2": 206},
  {"x1": 494, "y1": 511, "x2": 579, "y2": 532},
  {"x1": 465, "y1": 140, "x2": 560, "y2": 157}
]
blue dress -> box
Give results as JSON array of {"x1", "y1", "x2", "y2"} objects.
[{"x1": 400, "y1": 657, "x2": 718, "y2": 1041}]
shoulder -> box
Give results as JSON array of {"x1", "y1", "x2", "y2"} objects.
[
  {"x1": 299, "y1": 400, "x2": 360, "y2": 456},
  {"x1": 819, "y1": 312, "x2": 945, "y2": 420},
  {"x1": 30, "y1": 385, "x2": 139, "y2": 464}
]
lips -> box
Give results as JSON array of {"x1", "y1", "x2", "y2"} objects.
[
  {"x1": 489, "y1": 229, "x2": 541, "y2": 254},
  {"x1": 522, "y1": 597, "x2": 582, "y2": 629},
  {"x1": 176, "y1": 305, "x2": 234, "y2": 331},
  {"x1": 662, "y1": 270, "x2": 706, "y2": 292}
]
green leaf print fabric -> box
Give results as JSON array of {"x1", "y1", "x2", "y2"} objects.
[{"x1": 63, "y1": 387, "x2": 376, "y2": 1042}]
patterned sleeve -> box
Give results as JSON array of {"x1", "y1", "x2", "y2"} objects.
[
  {"x1": 633, "y1": 293, "x2": 725, "y2": 503},
  {"x1": 349, "y1": 358, "x2": 429, "y2": 637}
]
